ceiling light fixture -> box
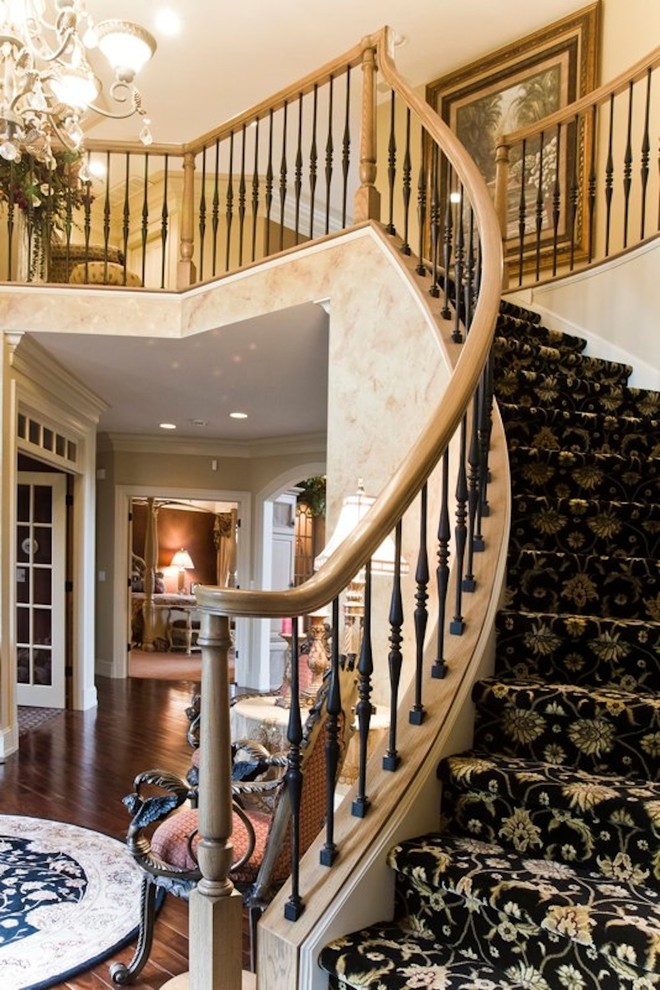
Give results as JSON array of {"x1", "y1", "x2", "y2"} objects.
[
  {"x1": 159, "y1": 422, "x2": 176, "y2": 430},
  {"x1": 229, "y1": 411, "x2": 248, "y2": 420},
  {"x1": 0, "y1": 1, "x2": 156, "y2": 165}
]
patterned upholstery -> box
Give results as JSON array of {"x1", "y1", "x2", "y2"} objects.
[
  {"x1": 69, "y1": 261, "x2": 142, "y2": 287},
  {"x1": 48, "y1": 244, "x2": 123, "y2": 283}
]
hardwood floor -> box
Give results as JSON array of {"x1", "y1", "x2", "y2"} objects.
[{"x1": 0, "y1": 673, "x2": 239, "y2": 989}]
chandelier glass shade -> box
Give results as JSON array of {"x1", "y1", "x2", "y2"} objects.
[{"x1": 0, "y1": 0, "x2": 156, "y2": 164}]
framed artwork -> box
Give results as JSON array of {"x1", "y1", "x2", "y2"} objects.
[{"x1": 426, "y1": 3, "x2": 600, "y2": 269}]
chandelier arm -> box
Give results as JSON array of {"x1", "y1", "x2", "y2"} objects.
[{"x1": 25, "y1": 26, "x2": 79, "y2": 65}]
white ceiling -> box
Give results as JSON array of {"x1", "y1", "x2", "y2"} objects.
[{"x1": 31, "y1": 0, "x2": 589, "y2": 444}]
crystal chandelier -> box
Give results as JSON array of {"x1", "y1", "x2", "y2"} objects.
[{"x1": 0, "y1": 0, "x2": 156, "y2": 164}]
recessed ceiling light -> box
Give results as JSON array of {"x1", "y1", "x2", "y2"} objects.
[
  {"x1": 155, "y1": 10, "x2": 181, "y2": 36},
  {"x1": 229, "y1": 411, "x2": 248, "y2": 420},
  {"x1": 190, "y1": 419, "x2": 208, "y2": 427},
  {"x1": 159, "y1": 422, "x2": 177, "y2": 430}
]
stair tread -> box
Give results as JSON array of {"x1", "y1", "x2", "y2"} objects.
[
  {"x1": 507, "y1": 445, "x2": 659, "y2": 503},
  {"x1": 496, "y1": 367, "x2": 660, "y2": 418}
]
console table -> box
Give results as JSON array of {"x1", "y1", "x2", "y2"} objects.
[{"x1": 131, "y1": 593, "x2": 199, "y2": 652}]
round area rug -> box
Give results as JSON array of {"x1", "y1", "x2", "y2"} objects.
[{"x1": 0, "y1": 815, "x2": 144, "y2": 990}]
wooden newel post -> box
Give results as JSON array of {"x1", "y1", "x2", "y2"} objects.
[
  {"x1": 177, "y1": 151, "x2": 198, "y2": 289},
  {"x1": 141, "y1": 497, "x2": 158, "y2": 652},
  {"x1": 354, "y1": 42, "x2": 381, "y2": 222},
  {"x1": 189, "y1": 611, "x2": 243, "y2": 990},
  {"x1": 494, "y1": 142, "x2": 510, "y2": 289}
]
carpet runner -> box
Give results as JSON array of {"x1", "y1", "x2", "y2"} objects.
[{"x1": 319, "y1": 302, "x2": 660, "y2": 989}]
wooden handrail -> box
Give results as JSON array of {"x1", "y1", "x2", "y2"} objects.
[{"x1": 497, "y1": 46, "x2": 659, "y2": 149}]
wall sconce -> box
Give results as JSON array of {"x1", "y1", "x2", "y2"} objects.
[{"x1": 171, "y1": 548, "x2": 194, "y2": 594}]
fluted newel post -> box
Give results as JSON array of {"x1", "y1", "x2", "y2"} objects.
[
  {"x1": 354, "y1": 39, "x2": 380, "y2": 222},
  {"x1": 177, "y1": 150, "x2": 197, "y2": 289},
  {"x1": 188, "y1": 611, "x2": 243, "y2": 990},
  {"x1": 494, "y1": 143, "x2": 510, "y2": 289}
]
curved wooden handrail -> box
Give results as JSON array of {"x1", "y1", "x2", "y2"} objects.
[
  {"x1": 497, "y1": 46, "x2": 659, "y2": 149},
  {"x1": 196, "y1": 26, "x2": 504, "y2": 620}
]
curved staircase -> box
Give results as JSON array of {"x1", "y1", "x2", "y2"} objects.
[{"x1": 318, "y1": 301, "x2": 660, "y2": 989}]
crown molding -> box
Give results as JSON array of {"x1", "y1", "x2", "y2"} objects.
[
  {"x1": 9, "y1": 334, "x2": 109, "y2": 423},
  {"x1": 101, "y1": 431, "x2": 327, "y2": 459}
]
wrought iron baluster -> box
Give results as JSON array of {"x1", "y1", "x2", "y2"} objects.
[
  {"x1": 280, "y1": 103, "x2": 288, "y2": 253},
  {"x1": 211, "y1": 139, "x2": 220, "y2": 277},
  {"x1": 386, "y1": 89, "x2": 396, "y2": 235},
  {"x1": 622, "y1": 80, "x2": 634, "y2": 249},
  {"x1": 6, "y1": 162, "x2": 15, "y2": 280},
  {"x1": 410, "y1": 483, "x2": 428, "y2": 725},
  {"x1": 401, "y1": 108, "x2": 412, "y2": 255},
  {"x1": 451, "y1": 417, "x2": 468, "y2": 635},
  {"x1": 284, "y1": 622, "x2": 303, "y2": 921},
  {"x1": 604, "y1": 94, "x2": 615, "y2": 256},
  {"x1": 568, "y1": 116, "x2": 579, "y2": 271},
  {"x1": 352, "y1": 561, "x2": 373, "y2": 818},
  {"x1": 198, "y1": 146, "x2": 207, "y2": 282},
  {"x1": 640, "y1": 67, "x2": 651, "y2": 239},
  {"x1": 294, "y1": 94, "x2": 303, "y2": 243},
  {"x1": 325, "y1": 76, "x2": 334, "y2": 235},
  {"x1": 463, "y1": 205, "x2": 475, "y2": 329},
  {"x1": 251, "y1": 120, "x2": 260, "y2": 263},
  {"x1": 383, "y1": 521, "x2": 404, "y2": 771},
  {"x1": 103, "y1": 152, "x2": 111, "y2": 275},
  {"x1": 238, "y1": 124, "x2": 247, "y2": 267},
  {"x1": 551, "y1": 125, "x2": 562, "y2": 276},
  {"x1": 265, "y1": 110, "x2": 274, "y2": 256},
  {"x1": 341, "y1": 68, "x2": 350, "y2": 227},
  {"x1": 140, "y1": 154, "x2": 149, "y2": 286},
  {"x1": 430, "y1": 144, "x2": 440, "y2": 297},
  {"x1": 441, "y1": 165, "x2": 453, "y2": 319},
  {"x1": 452, "y1": 185, "x2": 464, "y2": 343},
  {"x1": 463, "y1": 393, "x2": 481, "y2": 593},
  {"x1": 534, "y1": 132, "x2": 544, "y2": 282},
  {"x1": 225, "y1": 132, "x2": 234, "y2": 273},
  {"x1": 432, "y1": 449, "x2": 450, "y2": 679},
  {"x1": 309, "y1": 84, "x2": 318, "y2": 241},
  {"x1": 320, "y1": 598, "x2": 341, "y2": 867},
  {"x1": 587, "y1": 104, "x2": 597, "y2": 262},
  {"x1": 160, "y1": 154, "x2": 169, "y2": 289},
  {"x1": 416, "y1": 132, "x2": 427, "y2": 276},
  {"x1": 477, "y1": 356, "x2": 494, "y2": 524}
]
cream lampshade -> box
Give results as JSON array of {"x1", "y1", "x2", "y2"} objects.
[{"x1": 171, "y1": 548, "x2": 194, "y2": 593}]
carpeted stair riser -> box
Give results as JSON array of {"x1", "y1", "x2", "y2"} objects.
[
  {"x1": 495, "y1": 314, "x2": 587, "y2": 352},
  {"x1": 472, "y1": 678, "x2": 660, "y2": 780},
  {"x1": 500, "y1": 403, "x2": 659, "y2": 457},
  {"x1": 505, "y1": 549, "x2": 659, "y2": 621},
  {"x1": 494, "y1": 335, "x2": 632, "y2": 384},
  {"x1": 387, "y1": 835, "x2": 660, "y2": 984},
  {"x1": 495, "y1": 611, "x2": 660, "y2": 692},
  {"x1": 439, "y1": 753, "x2": 660, "y2": 886},
  {"x1": 508, "y1": 446, "x2": 660, "y2": 503},
  {"x1": 509, "y1": 494, "x2": 660, "y2": 559},
  {"x1": 497, "y1": 367, "x2": 660, "y2": 419}
]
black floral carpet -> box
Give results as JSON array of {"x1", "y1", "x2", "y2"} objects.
[{"x1": 319, "y1": 302, "x2": 660, "y2": 989}]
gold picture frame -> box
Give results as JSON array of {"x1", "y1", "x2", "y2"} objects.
[{"x1": 426, "y1": 4, "x2": 600, "y2": 273}]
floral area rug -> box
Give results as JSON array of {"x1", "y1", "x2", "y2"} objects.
[{"x1": 0, "y1": 815, "x2": 144, "y2": 990}]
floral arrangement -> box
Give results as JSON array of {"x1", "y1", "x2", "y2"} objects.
[{"x1": 0, "y1": 151, "x2": 89, "y2": 280}]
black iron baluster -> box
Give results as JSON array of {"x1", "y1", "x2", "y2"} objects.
[
  {"x1": 341, "y1": 68, "x2": 350, "y2": 227},
  {"x1": 416, "y1": 133, "x2": 427, "y2": 276},
  {"x1": 587, "y1": 104, "x2": 597, "y2": 263},
  {"x1": 6, "y1": 162, "x2": 15, "y2": 280},
  {"x1": 82, "y1": 159, "x2": 92, "y2": 280},
  {"x1": 477, "y1": 356, "x2": 495, "y2": 524},
  {"x1": 265, "y1": 110, "x2": 274, "y2": 256},
  {"x1": 140, "y1": 154, "x2": 149, "y2": 286},
  {"x1": 640, "y1": 68, "x2": 651, "y2": 239},
  {"x1": 451, "y1": 418, "x2": 468, "y2": 635},
  {"x1": 401, "y1": 108, "x2": 412, "y2": 255},
  {"x1": 604, "y1": 94, "x2": 615, "y2": 256},
  {"x1": 622, "y1": 80, "x2": 634, "y2": 249},
  {"x1": 103, "y1": 152, "x2": 111, "y2": 276},
  {"x1": 251, "y1": 119, "x2": 260, "y2": 263},
  {"x1": 294, "y1": 94, "x2": 304, "y2": 243},
  {"x1": 441, "y1": 165, "x2": 453, "y2": 319},
  {"x1": 551, "y1": 125, "x2": 562, "y2": 276},
  {"x1": 211, "y1": 140, "x2": 220, "y2": 277},
  {"x1": 386, "y1": 90, "x2": 396, "y2": 235},
  {"x1": 534, "y1": 132, "x2": 544, "y2": 282},
  {"x1": 430, "y1": 144, "x2": 440, "y2": 297},
  {"x1": 279, "y1": 104, "x2": 288, "y2": 253},
  {"x1": 452, "y1": 185, "x2": 464, "y2": 343},
  {"x1": 284, "y1": 621, "x2": 304, "y2": 921},
  {"x1": 517, "y1": 139, "x2": 527, "y2": 286},
  {"x1": 352, "y1": 561, "x2": 373, "y2": 818},
  {"x1": 463, "y1": 205, "x2": 475, "y2": 330},
  {"x1": 383, "y1": 522, "x2": 404, "y2": 771},
  {"x1": 320, "y1": 598, "x2": 341, "y2": 867},
  {"x1": 238, "y1": 124, "x2": 247, "y2": 267},
  {"x1": 568, "y1": 116, "x2": 579, "y2": 271},
  {"x1": 410, "y1": 483, "x2": 428, "y2": 726},
  {"x1": 463, "y1": 393, "x2": 481, "y2": 593},
  {"x1": 431, "y1": 449, "x2": 450, "y2": 679},
  {"x1": 308, "y1": 85, "x2": 318, "y2": 241},
  {"x1": 198, "y1": 145, "x2": 207, "y2": 282},
  {"x1": 160, "y1": 154, "x2": 169, "y2": 289},
  {"x1": 225, "y1": 131, "x2": 234, "y2": 272},
  {"x1": 121, "y1": 153, "x2": 130, "y2": 284},
  {"x1": 325, "y1": 76, "x2": 334, "y2": 235}
]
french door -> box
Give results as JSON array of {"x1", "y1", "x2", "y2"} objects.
[{"x1": 16, "y1": 473, "x2": 67, "y2": 708}]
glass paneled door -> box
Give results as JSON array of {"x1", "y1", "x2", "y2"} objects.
[{"x1": 16, "y1": 473, "x2": 66, "y2": 708}]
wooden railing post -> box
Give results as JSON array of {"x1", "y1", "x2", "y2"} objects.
[
  {"x1": 178, "y1": 150, "x2": 198, "y2": 289},
  {"x1": 494, "y1": 141, "x2": 510, "y2": 289},
  {"x1": 354, "y1": 39, "x2": 381, "y2": 222},
  {"x1": 187, "y1": 611, "x2": 243, "y2": 990}
]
